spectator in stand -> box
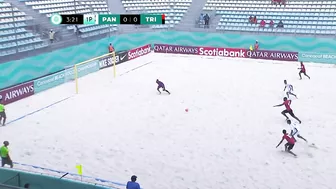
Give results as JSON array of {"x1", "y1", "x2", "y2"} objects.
[
  {"x1": 271, "y1": 0, "x2": 280, "y2": 6},
  {"x1": 277, "y1": 20, "x2": 284, "y2": 28},
  {"x1": 74, "y1": 25, "x2": 81, "y2": 36},
  {"x1": 249, "y1": 15, "x2": 253, "y2": 24},
  {"x1": 126, "y1": 175, "x2": 140, "y2": 189},
  {"x1": 24, "y1": 183, "x2": 30, "y2": 188},
  {"x1": 108, "y1": 43, "x2": 115, "y2": 53},
  {"x1": 253, "y1": 16, "x2": 257, "y2": 24},
  {"x1": 204, "y1": 14, "x2": 210, "y2": 28},
  {"x1": 199, "y1": 13, "x2": 204, "y2": 25},
  {"x1": 1, "y1": 141, "x2": 13, "y2": 168},
  {"x1": 260, "y1": 19, "x2": 266, "y2": 27},
  {"x1": 281, "y1": 0, "x2": 286, "y2": 6},
  {"x1": 254, "y1": 40, "x2": 259, "y2": 51},
  {"x1": 269, "y1": 20, "x2": 274, "y2": 27},
  {"x1": 49, "y1": 29, "x2": 55, "y2": 43}
]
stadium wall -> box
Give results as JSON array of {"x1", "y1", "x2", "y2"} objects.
[
  {"x1": 1, "y1": 31, "x2": 336, "y2": 90},
  {"x1": 0, "y1": 168, "x2": 108, "y2": 189}
]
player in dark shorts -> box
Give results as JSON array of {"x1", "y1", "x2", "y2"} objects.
[
  {"x1": 156, "y1": 79, "x2": 170, "y2": 94},
  {"x1": 274, "y1": 97, "x2": 301, "y2": 123},
  {"x1": 276, "y1": 129, "x2": 297, "y2": 156},
  {"x1": 298, "y1": 61, "x2": 310, "y2": 80}
]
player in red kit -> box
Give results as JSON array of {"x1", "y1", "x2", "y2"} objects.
[
  {"x1": 276, "y1": 129, "x2": 297, "y2": 157},
  {"x1": 298, "y1": 62, "x2": 310, "y2": 80},
  {"x1": 273, "y1": 97, "x2": 301, "y2": 123}
]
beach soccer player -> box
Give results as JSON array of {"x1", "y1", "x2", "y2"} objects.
[
  {"x1": 156, "y1": 79, "x2": 170, "y2": 94},
  {"x1": 0, "y1": 97, "x2": 6, "y2": 126},
  {"x1": 274, "y1": 97, "x2": 301, "y2": 123},
  {"x1": 276, "y1": 129, "x2": 297, "y2": 157},
  {"x1": 283, "y1": 80, "x2": 297, "y2": 98},
  {"x1": 287, "y1": 119, "x2": 307, "y2": 142},
  {"x1": 298, "y1": 62, "x2": 310, "y2": 80}
]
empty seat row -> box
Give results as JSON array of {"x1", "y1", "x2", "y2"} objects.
[
  {"x1": 0, "y1": 12, "x2": 26, "y2": 18},
  {"x1": 0, "y1": 7, "x2": 20, "y2": 12},
  {"x1": 32, "y1": 3, "x2": 79, "y2": 10},
  {"x1": 217, "y1": 26, "x2": 336, "y2": 35},
  {"x1": 205, "y1": 3, "x2": 336, "y2": 8},
  {"x1": 0, "y1": 33, "x2": 34, "y2": 43},
  {"x1": 0, "y1": 17, "x2": 32, "y2": 24},
  {"x1": 26, "y1": 0, "x2": 79, "y2": 6},
  {"x1": 122, "y1": 0, "x2": 192, "y2": 3},
  {"x1": 80, "y1": 1, "x2": 106, "y2": 4},
  {"x1": 46, "y1": 9, "x2": 91, "y2": 17}
]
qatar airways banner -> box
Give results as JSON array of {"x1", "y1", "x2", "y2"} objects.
[
  {"x1": 247, "y1": 50, "x2": 298, "y2": 61},
  {"x1": 154, "y1": 44, "x2": 246, "y2": 58},
  {"x1": 0, "y1": 81, "x2": 34, "y2": 105},
  {"x1": 154, "y1": 44, "x2": 298, "y2": 61},
  {"x1": 154, "y1": 44, "x2": 199, "y2": 55},
  {"x1": 128, "y1": 44, "x2": 151, "y2": 60}
]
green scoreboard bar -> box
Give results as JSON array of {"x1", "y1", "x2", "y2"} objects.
[
  {"x1": 96, "y1": 14, "x2": 164, "y2": 25},
  {"x1": 98, "y1": 14, "x2": 120, "y2": 24},
  {"x1": 140, "y1": 14, "x2": 163, "y2": 25}
]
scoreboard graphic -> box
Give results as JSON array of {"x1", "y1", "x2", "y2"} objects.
[{"x1": 50, "y1": 14, "x2": 165, "y2": 25}]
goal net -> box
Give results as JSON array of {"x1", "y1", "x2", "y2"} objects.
[{"x1": 63, "y1": 52, "x2": 117, "y2": 95}]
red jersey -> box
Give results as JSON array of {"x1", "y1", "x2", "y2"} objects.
[
  {"x1": 283, "y1": 134, "x2": 295, "y2": 144},
  {"x1": 283, "y1": 100, "x2": 291, "y2": 110},
  {"x1": 254, "y1": 43, "x2": 259, "y2": 50},
  {"x1": 301, "y1": 64, "x2": 306, "y2": 72}
]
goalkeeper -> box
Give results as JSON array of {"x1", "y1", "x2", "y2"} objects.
[{"x1": 156, "y1": 79, "x2": 170, "y2": 94}]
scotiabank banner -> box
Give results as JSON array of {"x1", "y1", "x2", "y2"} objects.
[
  {"x1": 198, "y1": 47, "x2": 247, "y2": 58},
  {"x1": 154, "y1": 44, "x2": 199, "y2": 55},
  {"x1": 247, "y1": 50, "x2": 298, "y2": 61},
  {"x1": 0, "y1": 81, "x2": 34, "y2": 105},
  {"x1": 128, "y1": 44, "x2": 151, "y2": 60}
]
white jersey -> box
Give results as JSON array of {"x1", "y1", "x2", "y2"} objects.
[
  {"x1": 285, "y1": 84, "x2": 294, "y2": 92},
  {"x1": 289, "y1": 123, "x2": 300, "y2": 136}
]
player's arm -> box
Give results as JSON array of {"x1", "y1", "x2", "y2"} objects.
[
  {"x1": 273, "y1": 103, "x2": 284, "y2": 107},
  {"x1": 276, "y1": 138, "x2": 284, "y2": 148},
  {"x1": 292, "y1": 128, "x2": 298, "y2": 136},
  {"x1": 283, "y1": 86, "x2": 286, "y2": 91}
]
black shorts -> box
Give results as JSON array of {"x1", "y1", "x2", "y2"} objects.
[
  {"x1": 1, "y1": 157, "x2": 13, "y2": 167},
  {"x1": 286, "y1": 143, "x2": 294, "y2": 150},
  {"x1": 282, "y1": 109, "x2": 295, "y2": 117},
  {"x1": 0, "y1": 112, "x2": 5, "y2": 118},
  {"x1": 299, "y1": 70, "x2": 306, "y2": 74}
]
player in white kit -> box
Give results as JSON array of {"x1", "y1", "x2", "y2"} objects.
[
  {"x1": 283, "y1": 80, "x2": 297, "y2": 99},
  {"x1": 286, "y1": 119, "x2": 307, "y2": 142}
]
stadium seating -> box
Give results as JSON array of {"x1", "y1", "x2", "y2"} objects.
[
  {"x1": 203, "y1": 0, "x2": 336, "y2": 35},
  {"x1": 121, "y1": 0, "x2": 192, "y2": 29},
  {"x1": 0, "y1": 2, "x2": 48, "y2": 57},
  {"x1": 23, "y1": 0, "x2": 117, "y2": 38}
]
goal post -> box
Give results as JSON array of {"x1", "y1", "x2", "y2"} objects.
[{"x1": 65, "y1": 51, "x2": 116, "y2": 94}]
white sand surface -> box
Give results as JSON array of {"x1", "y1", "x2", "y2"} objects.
[{"x1": 1, "y1": 53, "x2": 336, "y2": 189}]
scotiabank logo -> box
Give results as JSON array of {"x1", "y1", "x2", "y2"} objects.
[
  {"x1": 128, "y1": 44, "x2": 151, "y2": 60},
  {"x1": 199, "y1": 47, "x2": 246, "y2": 58}
]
